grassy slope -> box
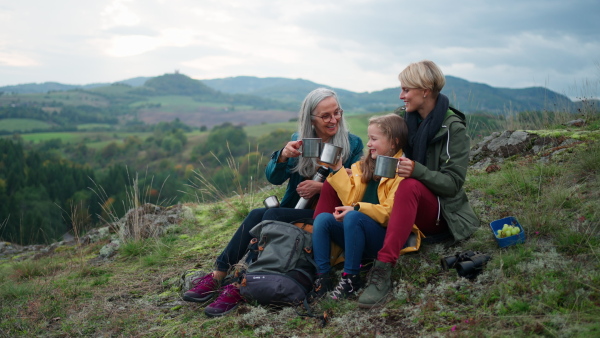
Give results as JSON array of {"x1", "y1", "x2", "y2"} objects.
[
  {"x1": 1, "y1": 120, "x2": 599, "y2": 337},
  {"x1": 0, "y1": 118, "x2": 53, "y2": 132}
]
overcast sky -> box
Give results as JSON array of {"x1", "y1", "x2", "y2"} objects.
[{"x1": 1, "y1": 0, "x2": 598, "y2": 98}]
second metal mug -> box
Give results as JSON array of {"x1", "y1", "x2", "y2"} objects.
[
  {"x1": 320, "y1": 143, "x2": 343, "y2": 165},
  {"x1": 374, "y1": 155, "x2": 399, "y2": 178},
  {"x1": 301, "y1": 138, "x2": 322, "y2": 158}
]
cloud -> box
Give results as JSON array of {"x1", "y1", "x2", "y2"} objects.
[
  {"x1": 0, "y1": 51, "x2": 39, "y2": 67},
  {"x1": 0, "y1": 0, "x2": 598, "y2": 98},
  {"x1": 100, "y1": 0, "x2": 140, "y2": 29}
]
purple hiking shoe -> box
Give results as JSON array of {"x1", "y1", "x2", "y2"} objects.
[
  {"x1": 182, "y1": 272, "x2": 221, "y2": 303},
  {"x1": 204, "y1": 284, "x2": 244, "y2": 317}
]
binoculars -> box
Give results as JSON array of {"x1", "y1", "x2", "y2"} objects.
[{"x1": 441, "y1": 251, "x2": 491, "y2": 279}]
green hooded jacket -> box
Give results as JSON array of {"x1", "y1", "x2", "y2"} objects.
[{"x1": 410, "y1": 108, "x2": 479, "y2": 242}]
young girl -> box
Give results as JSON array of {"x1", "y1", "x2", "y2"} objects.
[{"x1": 310, "y1": 113, "x2": 408, "y2": 300}]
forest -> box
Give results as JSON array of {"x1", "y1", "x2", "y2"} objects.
[{"x1": 0, "y1": 119, "x2": 296, "y2": 245}]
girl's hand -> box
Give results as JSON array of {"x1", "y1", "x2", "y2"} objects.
[
  {"x1": 396, "y1": 156, "x2": 415, "y2": 177},
  {"x1": 333, "y1": 206, "x2": 353, "y2": 222},
  {"x1": 296, "y1": 180, "x2": 323, "y2": 199},
  {"x1": 278, "y1": 140, "x2": 302, "y2": 162},
  {"x1": 317, "y1": 157, "x2": 343, "y2": 171}
]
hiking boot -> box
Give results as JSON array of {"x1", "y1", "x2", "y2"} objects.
[
  {"x1": 307, "y1": 271, "x2": 336, "y2": 303},
  {"x1": 358, "y1": 260, "x2": 392, "y2": 308},
  {"x1": 204, "y1": 284, "x2": 245, "y2": 317},
  {"x1": 331, "y1": 273, "x2": 362, "y2": 300},
  {"x1": 182, "y1": 272, "x2": 221, "y2": 303}
]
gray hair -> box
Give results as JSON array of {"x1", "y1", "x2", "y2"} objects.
[{"x1": 294, "y1": 88, "x2": 351, "y2": 178}]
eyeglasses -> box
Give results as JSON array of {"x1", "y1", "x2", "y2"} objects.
[{"x1": 312, "y1": 109, "x2": 343, "y2": 123}]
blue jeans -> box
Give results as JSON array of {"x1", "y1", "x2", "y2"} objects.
[
  {"x1": 215, "y1": 207, "x2": 314, "y2": 272},
  {"x1": 312, "y1": 210, "x2": 387, "y2": 275}
]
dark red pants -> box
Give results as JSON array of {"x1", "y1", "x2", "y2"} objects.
[
  {"x1": 377, "y1": 178, "x2": 449, "y2": 265},
  {"x1": 313, "y1": 180, "x2": 341, "y2": 218}
]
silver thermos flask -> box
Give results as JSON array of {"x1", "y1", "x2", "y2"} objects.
[{"x1": 295, "y1": 166, "x2": 330, "y2": 209}]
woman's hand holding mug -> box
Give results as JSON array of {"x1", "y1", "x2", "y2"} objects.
[
  {"x1": 278, "y1": 140, "x2": 302, "y2": 163},
  {"x1": 396, "y1": 156, "x2": 415, "y2": 177}
]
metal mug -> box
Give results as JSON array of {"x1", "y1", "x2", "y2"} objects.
[
  {"x1": 374, "y1": 155, "x2": 399, "y2": 178},
  {"x1": 320, "y1": 143, "x2": 343, "y2": 165},
  {"x1": 263, "y1": 195, "x2": 280, "y2": 209},
  {"x1": 301, "y1": 138, "x2": 322, "y2": 158}
]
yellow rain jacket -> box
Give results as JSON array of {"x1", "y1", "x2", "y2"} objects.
[{"x1": 326, "y1": 150, "x2": 404, "y2": 226}]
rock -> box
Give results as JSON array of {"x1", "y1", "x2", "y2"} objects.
[
  {"x1": 485, "y1": 164, "x2": 501, "y2": 173},
  {"x1": 119, "y1": 203, "x2": 186, "y2": 241},
  {"x1": 180, "y1": 269, "x2": 209, "y2": 291},
  {"x1": 565, "y1": 119, "x2": 585, "y2": 127},
  {"x1": 468, "y1": 130, "x2": 583, "y2": 169},
  {"x1": 99, "y1": 240, "x2": 121, "y2": 258}
]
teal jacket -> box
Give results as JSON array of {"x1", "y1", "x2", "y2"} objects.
[
  {"x1": 411, "y1": 108, "x2": 479, "y2": 241},
  {"x1": 265, "y1": 133, "x2": 364, "y2": 208}
]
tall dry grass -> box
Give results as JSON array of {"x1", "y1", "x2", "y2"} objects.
[
  {"x1": 186, "y1": 142, "x2": 266, "y2": 221},
  {"x1": 89, "y1": 167, "x2": 173, "y2": 244}
]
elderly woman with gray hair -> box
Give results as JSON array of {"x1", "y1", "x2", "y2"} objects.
[{"x1": 183, "y1": 87, "x2": 364, "y2": 317}]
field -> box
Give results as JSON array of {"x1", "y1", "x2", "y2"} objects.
[
  {"x1": 0, "y1": 118, "x2": 53, "y2": 132},
  {"x1": 0, "y1": 91, "x2": 110, "y2": 108},
  {"x1": 76, "y1": 123, "x2": 113, "y2": 131},
  {"x1": 6, "y1": 113, "x2": 374, "y2": 155}
]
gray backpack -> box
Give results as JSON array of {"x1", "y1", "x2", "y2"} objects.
[{"x1": 239, "y1": 219, "x2": 317, "y2": 307}]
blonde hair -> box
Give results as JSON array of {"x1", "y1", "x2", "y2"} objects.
[
  {"x1": 360, "y1": 114, "x2": 408, "y2": 183},
  {"x1": 398, "y1": 60, "x2": 446, "y2": 96}
]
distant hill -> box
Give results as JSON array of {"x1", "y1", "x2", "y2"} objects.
[
  {"x1": 0, "y1": 73, "x2": 297, "y2": 131},
  {"x1": 0, "y1": 73, "x2": 590, "y2": 133},
  {"x1": 0, "y1": 77, "x2": 150, "y2": 94},
  {"x1": 202, "y1": 75, "x2": 576, "y2": 114}
]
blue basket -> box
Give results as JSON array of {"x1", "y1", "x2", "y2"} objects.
[{"x1": 490, "y1": 216, "x2": 526, "y2": 248}]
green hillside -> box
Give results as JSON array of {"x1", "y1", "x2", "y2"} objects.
[
  {"x1": 0, "y1": 73, "x2": 298, "y2": 133},
  {"x1": 1, "y1": 118, "x2": 598, "y2": 336},
  {"x1": 0, "y1": 118, "x2": 53, "y2": 132},
  {"x1": 201, "y1": 75, "x2": 581, "y2": 115},
  {"x1": 1, "y1": 72, "x2": 590, "y2": 133}
]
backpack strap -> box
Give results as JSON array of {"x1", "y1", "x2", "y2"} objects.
[
  {"x1": 292, "y1": 218, "x2": 315, "y2": 233},
  {"x1": 296, "y1": 299, "x2": 328, "y2": 327}
]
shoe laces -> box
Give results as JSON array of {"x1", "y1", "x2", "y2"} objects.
[
  {"x1": 214, "y1": 284, "x2": 242, "y2": 303},
  {"x1": 331, "y1": 276, "x2": 356, "y2": 300},
  {"x1": 368, "y1": 267, "x2": 386, "y2": 289},
  {"x1": 190, "y1": 273, "x2": 216, "y2": 292}
]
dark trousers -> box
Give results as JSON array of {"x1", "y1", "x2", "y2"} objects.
[{"x1": 215, "y1": 207, "x2": 315, "y2": 272}]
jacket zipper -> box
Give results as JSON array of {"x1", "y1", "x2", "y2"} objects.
[{"x1": 436, "y1": 124, "x2": 452, "y2": 225}]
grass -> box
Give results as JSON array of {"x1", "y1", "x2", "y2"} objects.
[
  {"x1": 1, "y1": 112, "x2": 599, "y2": 337},
  {"x1": 0, "y1": 118, "x2": 53, "y2": 132},
  {"x1": 130, "y1": 95, "x2": 254, "y2": 112}
]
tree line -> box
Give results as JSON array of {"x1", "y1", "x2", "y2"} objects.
[{"x1": 0, "y1": 120, "x2": 293, "y2": 245}]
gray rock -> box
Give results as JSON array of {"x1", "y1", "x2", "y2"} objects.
[
  {"x1": 180, "y1": 269, "x2": 209, "y2": 291},
  {"x1": 99, "y1": 240, "x2": 121, "y2": 258},
  {"x1": 565, "y1": 119, "x2": 585, "y2": 127}
]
